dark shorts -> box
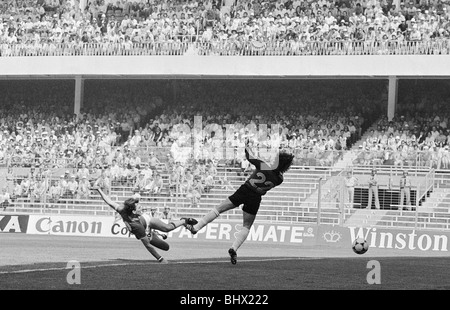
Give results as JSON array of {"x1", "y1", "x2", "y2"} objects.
[
  {"x1": 228, "y1": 184, "x2": 262, "y2": 216},
  {"x1": 128, "y1": 216, "x2": 147, "y2": 240}
]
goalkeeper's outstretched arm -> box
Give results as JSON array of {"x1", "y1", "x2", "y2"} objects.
[
  {"x1": 245, "y1": 146, "x2": 263, "y2": 170},
  {"x1": 92, "y1": 187, "x2": 120, "y2": 211}
]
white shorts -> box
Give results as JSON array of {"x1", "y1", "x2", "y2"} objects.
[{"x1": 141, "y1": 213, "x2": 151, "y2": 228}]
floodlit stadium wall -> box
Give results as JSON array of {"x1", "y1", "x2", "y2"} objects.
[
  {"x1": 1, "y1": 56, "x2": 450, "y2": 78},
  {"x1": 2, "y1": 214, "x2": 450, "y2": 255}
]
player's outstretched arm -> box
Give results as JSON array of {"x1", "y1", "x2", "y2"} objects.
[
  {"x1": 245, "y1": 146, "x2": 262, "y2": 169},
  {"x1": 92, "y1": 187, "x2": 120, "y2": 211}
]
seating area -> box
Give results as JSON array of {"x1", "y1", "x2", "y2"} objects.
[
  {"x1": 2, "y1": 0, "x2": 450, "y2": 56},
  {"x1": 330, "y1": 92, "x2": 450, "y2": 171},
  {"x1": 0, "y1": 79, "x2": 382, "y2": 172},
  {"x1": 2, "y1": 78, "x2": 450, "y2": 230}
]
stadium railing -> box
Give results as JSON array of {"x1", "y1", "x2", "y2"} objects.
[
  {"x1": 1, "y1": 39, "x2": 449, "y2": 57},
  {"x1": 318, "y1": 166, "x2": 435, "y2": 208},
  {"x1": 352, "y1": 149, "x2": 450, "y2": 171},
  {"x1": 195, "y1": 39, "x2": 450, "y2": 56},
  {"x1": 349, "y1": 166, "x2": 435, "y2": 207},
  {"x1": 0, "y1": 41, "x2": 191, "y2": 57}
]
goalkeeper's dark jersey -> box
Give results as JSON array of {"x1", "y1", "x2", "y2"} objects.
[{"x1": 243, "y1": 148, "x2": 284, "y2": 196}]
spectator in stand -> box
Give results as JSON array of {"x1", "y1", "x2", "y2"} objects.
[
  {"x1": 5, "y1": 166, "x2": 15, "y2": 193},
  {"x1": 9, "y1": 171, "x2": 19, "y2": 191},
  {"x1": 179, "y1": 177, "x2": 191, "y2": 194},
  {"x1": 94, "y1": 169, "x2": 111, "y2": 195},
  {"x1": 192, "y1": 178, "x2": 204, "y2": 196},
  {"x1": 218, "y1": 172, "x2": 234, "y2": 191},
  {"x1": 31, "y1": 176, "x2": 47, "y2": 203},
  {"x1": 140, "y1": 163, "x2": 153, "y2": 181},
  {"x1": 48, "y1": 177, "x2": 64, "y2": 203},
  {"x1": 186, "y1": 186, "x2": 201, "y2": 208},
  {"x1": 161, "y1": 206, "x2": 173, "y2": 220},
  {"x1": 109, "y1": 159, "x2": 123, "y2": 182},
  {"x1": 148, "y1": 151, "x2": 161, "y2": 171},
  {"x1": 66, "y1": 174, "x2": 78, "y2": 198},
  {"x1": 21, "y1": 176, "x2": 31, "y2": 198},
  {"x1": 133, "y1": 171, "x2": 148, "y2": 194},
  {"x1": 60, "y1": 173, "x2": 69, "y2": 197},
  {"x1": 167, "y1": 170, "x2": 179, "y2": 197},
  {"x1": 203, "y1": 171, "x2": 215, "y2": 193},
  {"x1": 77, "y1": 175, "x2": 91, "y2": 199},
  {"x1": 0, "y1": 187, "x2": 12, "y2": 211},
  {"x1": 149, "y1": 206, "x2": 162, "y2": 218},
  {"x1": 145, "y1": 173, "x2": 163, "y2": 195},
  {"x1": 183, "y1": 169, "x2": 194, "y2": 186},
  {"x1": 125, "y1": 163, "x2": 139, "y2": 185}
]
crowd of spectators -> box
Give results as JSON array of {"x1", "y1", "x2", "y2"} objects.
[
  {"x1": 357, "y1": 114, "x2": 450, "y2": 169},
  {"x1": 1, "y1": 0, "x2": 450, "y2": 56},
  {"x1": 355, "y1": 81, "x2": 450, "y2": 169},
  {"x1": 0, "y1": 79, "x2": 385, "y2": 208},
  {"x1": 8, "y1": 79, "x2": 450, "y2": 209},
  {"x1": 1, "y1": 78, "x2": 450, "y2": 211},
  {"x1": 0, "y1": 79, "x2": 384, "y2": 162},
  {"x1": 0, "y1": 79, "x2": 165, "y2": 204},
  {"x1": 0, "y1": 80, "x2": 164, "y2": 167},
  {"x1": 154, "y1": 79, "x2": 382, "y2": 166}
]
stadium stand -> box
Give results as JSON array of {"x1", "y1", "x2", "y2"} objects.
[
  {"x1": 1, "y1": 0, "x2": 450, "y2": 56},
  {"x1": 1, "y1": 0, "x2": 450, "y2": 234},
  {"x1": 2, "y1": 78, "x2": 450, "y2": 231}
]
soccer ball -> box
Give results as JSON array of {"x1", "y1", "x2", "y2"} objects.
[{"x1": 352, "y1": 238, "x2": 369, "y2": 255}]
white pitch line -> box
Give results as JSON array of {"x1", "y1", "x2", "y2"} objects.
[{"x1": 0, "y1": 257, "x2": 322, "y2": 275}]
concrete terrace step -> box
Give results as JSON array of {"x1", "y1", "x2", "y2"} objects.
[
  {"x1": 110, "y1": 184, "x2": 316, "y2": 196},
  {"x1": 221, "y1": 166, "x2": 331, "y2": 172},
  {"x1": 113, "y1": 179, "x2": 319, "y2": 189},
  {"x1": 437, "y1": 183, "x2": 450, "y2": 189},
  {"x1": 191, "y1": 199, "x2": 304, "y2": 207},
  {"x1": 217, "y1": 175, "x2": 323, "y2": 183},
  {"x1": 423, "y1": 197, "x2": 450, "y2": 203},
  {"x1": 196, "y1": 198, "x2": 305, "y2": 205},
  {"x1": 418, "y1": 206, "x2": 450, "y2": 213},
  {"x1": 243, "y1": 181, "x2": 319, "y2": 187},
  {"x1": 421, "y1": 203, "x2": 450, "y2": 210},
  {"x1": 217, "y1": 169, "x2": 327, "y2": 175},
  {"x1": 210, "y1": 187, "x2": 312, "y2": 194}
]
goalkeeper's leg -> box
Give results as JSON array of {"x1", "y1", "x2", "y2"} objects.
[
  {"x1": 229, "y1": 210, "x2": 256, "y2": 265},
  {"x1": 149, "y1": 217, "x2": 196, "y2": 232},
  {"x1": 187, "y1": 198, "x2": 236, "y2": 234}
]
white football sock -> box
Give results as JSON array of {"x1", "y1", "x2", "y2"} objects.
[
  {"x1": 231, "y1": 227, "x2": 250, "y2": 251},
  {"x1": 194, "y1": 208, "x2": 220, "y2": 231}
]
